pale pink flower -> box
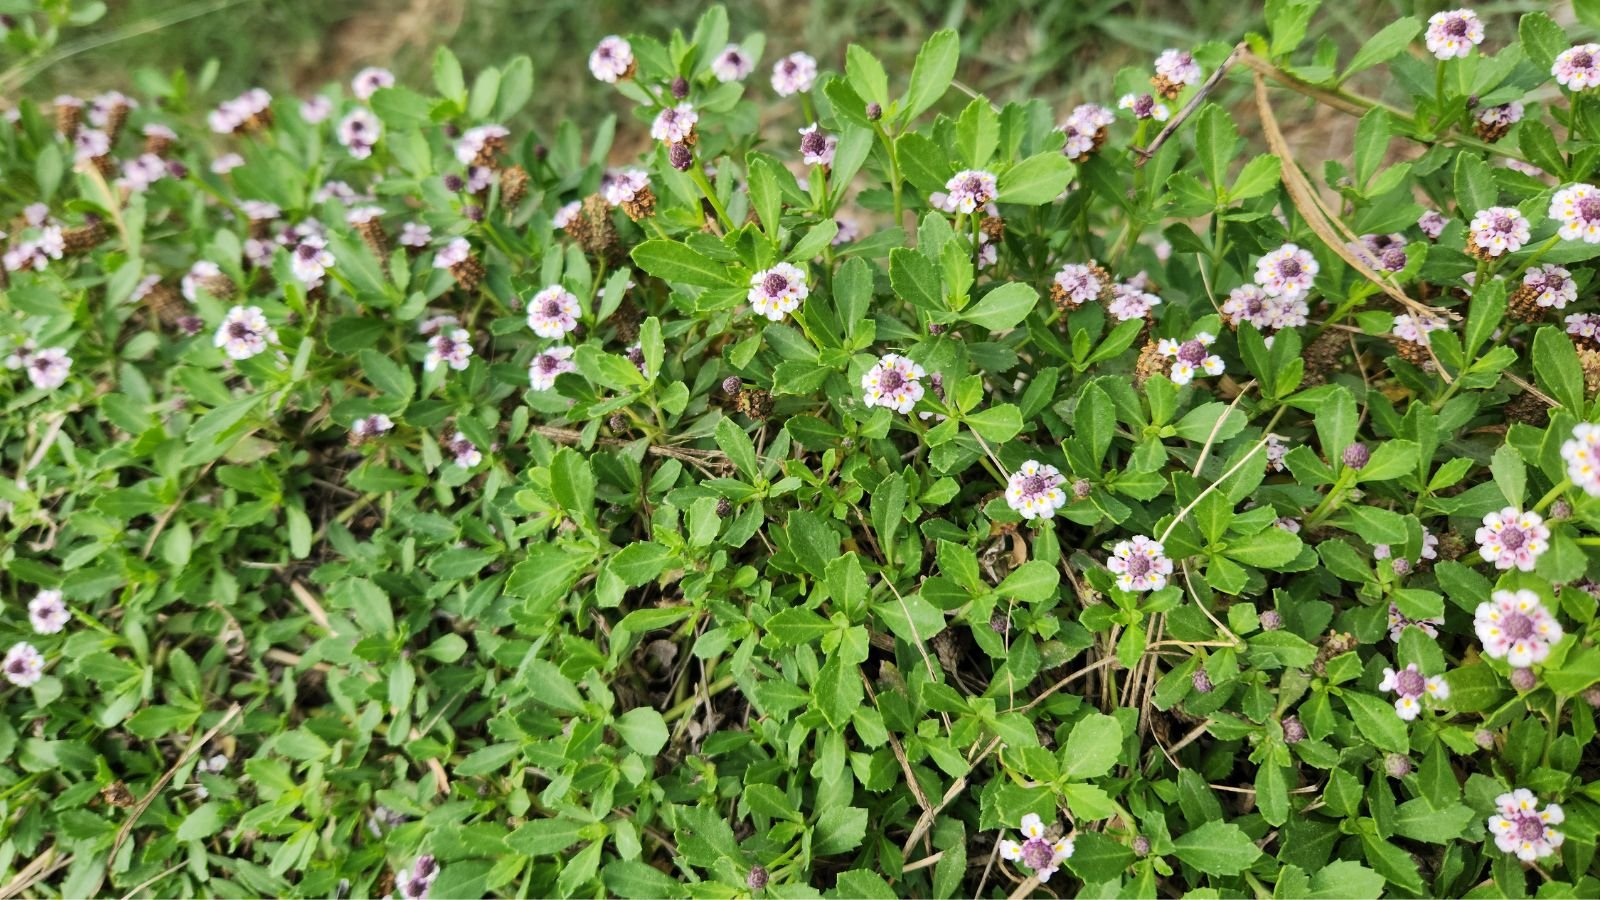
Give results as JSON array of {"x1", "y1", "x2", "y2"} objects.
[
  {"x1": 527, "y1": 286, "x2": 581, "y2": 339},
  {"x1": 337, "y1": 109, "x2": 381, "y2": 159},
  {"x1": 1117, "y1": 93, "x2": 1169, "y2": 121},
  {"x1": 1418, "y1": 210, "x2": 1448, "y2": 239},
  {"x1": 529, "y1": 346, "x2": 577, "y2": 391},
  {"x1": 1476, "y1": 508, "x2": 1549, "y2": 571},
  {"x1": 2, "y1": 643, "x2": 44, "y2": 687},
  {"x1": 1476, "y1": 590, "x2": 1563, "y2": 666},
  {"x1": 712, "y1": 45, "x2": 754, "y2": 82},
  {"x1": 211, "y1": 153, "x2": 245, "y2": 174},
  {"x1": 747, "y1": 262, "x2": 808, "y2": 321},
  {"x1": 1550, "y1": 183, "x2": 1600, "y2": 242},
  {"x1": 799, "y1": 123, "x2": 837, "y2": 167},
  {"x1": 1554, "y1": 44, "x2": 1600, "y2": 91},
  {"x1": 1392, "y1": 312, "x2": 1449, "y2": 346},
  {"x1": 447, "y1": 434, "x2": 481, "y2": 469},
  {"x1": 300, "y1": 95, "x2": 333, "y2": 124},
  {"x1": 771, "y1": 52, "x2": 818, "y2": 97},
  {"x1": 214, "y1": 306, "x2": 277, "y2": 360},
  {"x1": 28, "y1": 590, "x2": 68, "y2": 635},
  {"x1": 351, "y1": 67, "x2": 395, "y2": 100},
  {"x1": 552, "y1": 202, "x2": 581, "y2": 230},
  {"x1": 1388, "y1": 603, "x2": 1443, "y2": 643},
  {"x1": 998, "y1": 814, "x2": 1073, "y2": 883},
  {"x1": 454, "y1": 125, "x2": 510, "y2": 166},
  {"x1": 650, "y1": 104, "x2": 698, "y2": 145},
  {"x1": 351, "y1": 414, "x2": 394, "y2": 439},
  {"x1": 1153, "y1": 49, "x2": 1202, "y2": 88},
  {"x1": 1106, "y1": 282, "x2": 1160, "y2": 321},
  {"x1": 432, "y1": 238, "x2": 472, "y2": 270},
  {"x1": 1566, "y1": 312, "x2": 1600, "y2": 341},
  {"x1": 589, "y1": 36, "x2": 634, "y2": 83},
  {"x1": 860, "y1": 354, "x2": 927, "y2": 414},
  {"x1": 1488, "y1": 790, "x2": 1564, "y2": 861},
  {"x1": 424, "y1": 329, "x2": 473, "y2": 372},
  {"x1": 601, "y1": 169, "x2": 651, "y2": 206},
  {"x1": 21, "y1": 347, "x2": 70, "y2": 390},
  {"x1": 1468, "y1": 206, "x2": 1531, "y2": 256},
  {"x1": 1107, "y1": 535, "x2": 1174, "y2": 592},
  {"x1": 1255, "y1": 243, "x2": 1318, "y2": 297},
  {"x1": 1157, "y1": 332, "x2": 1224, "y2": 385},
  {"x1": 1522, "y1": 264, "x2": 1577, "y2": 309},
  {"x1": 1053, "y1": 263, "x2": 1108, "y2": 308},
  {"x1": 1265, "y1": 434, "x2": 1288, "y2": 472},
  {"x1": 1561, "y1": 422, "x2": 1600, "y2": 496},
  {"x1": 1006, "y1": 460, "x2": 1067, "y2": 521},
  {"x1": 1425, "y1": 9, "x2": 1484, "y2": 60},
  {"x1": 935, "y1": 170, "x2": 998, "y2": 214},
  {"x1": 1378, "y1": 663, "x2": 1450, "y2": 720}
]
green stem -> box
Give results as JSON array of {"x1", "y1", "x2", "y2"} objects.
[
  {"x1": 1533, "y1": 478, "x2": 1572, "y2": 514},
  {"x1": 688, "y1": 166, "x2": 731, "y2": 231}
]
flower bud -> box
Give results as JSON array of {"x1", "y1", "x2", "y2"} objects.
[
  {"x1": 464, "y1": 204, "x2": 485, "y2": 222},
  {"x1": 747, "y1": 865, "x2": 768, "y2": 891},
  {"x1": 1192, "y1": 669, "x2": 1213, "y2": 694},
  {"x1": 608, "y1": 414, "x2": 627, "y2": 432},
  {"x1": 533, "y1": 144, "x2": 549, "y2": 161},
  {"x1": 716, "y1": 497, "x2": 733, "y2": 518},
  {"x1": 1384, "y1": 753, "x2": 1411, "y2": 778},
  {"x1": 867, "y1": 102, "x2": 882, "y2": 121},
  {"x1": 1132, "y1": 835, "x2": 1151, "y2": 856},
  {"x1": 722, "y1": 375, "x2": 742, "y2": 395},
  {"x1": 1391, "y1": 558, "x2": 1412, "y2": 576},
  {"x1": 443, "y1": 173, "x2": 465, "y2": 192},
  {"x1": 1073, "y1": 479, "x2": 1092, "y2": 500},
  {"x1": 1585, "y1": 687, "x2": 1600, "y2": 709},
  {"x1": 1260, "y1": 610, "x2": 1283, "y2": 631},
  {"x1": 1550, "y1": 500, "x2": 1572, "y2": 520},
  {"x1": 671, "y1": 76, "x2": 689, "y2": 99},
  {"x1": 927, "y1": 323, "x2": 945, "y2": 335},
  {"x1": 668, "y1": 142, "x2": 693, "y2": 171},
  {"x1": 1343, "y1": 442, "x2": 1369, "y2": 469},
  {"x1": 1474, "y1": 729, "x2": 1496, "y2": 750},
  {"x1": 1281, "y1": 716, "x2": 1306, "y2": 744},
  {"x1": 166, "y1": 160, "x2": 190, "y2": 179},
  {"x1": 443, "y1": 122, "x2": 462, "y2": 138},
  {"x1": 1510, "y1": 667, "x2": 1537, "y2": 692}
]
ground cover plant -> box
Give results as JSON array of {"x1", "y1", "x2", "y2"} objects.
[{"x1": 6, "y1": 0, "x2": 1600, "y2": 897}]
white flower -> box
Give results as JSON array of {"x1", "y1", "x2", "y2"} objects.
[
  {"x1": 1555, "y1": 44, "x2": 1600, "y2": 91},
  {"x1": 1475, "y1": 507, "x2": 1549, "y2": 572},
  {"x1": 351, "y1": 67, "x2": 396, "y2": 100},
  {"x1": 454, "y1": 125, "x2": 510, "y2": 166},
  {"x1": 998, "y1": 814, "x2": 1073, "y2": 883},
  {"x1": 300, "y1": 95, "x2": 333, "y2": 124},
  {"x1": 602, "y1": 169, "x2": 651, "y2": 206},
  {"x1": 650, "y1": 104, "x2": 699, "y2": 145},
  {"x1": 1005, "y1": 460, "x2": 1067, "y2": 521},
  {"x1": 529, "y1": 346, "x2": 577, "y2": 391},
  {"x1": 860, "y1": 354, "x2": 927, "y2": 414},
  {"x1": 712, "y1": 45, "x2": 754, "y2": 82},
  {"x1": 28, "y1": 590, "x2": 68, "y2": 635},
  {"x1": 589, "y1": 36, "x2": 634, "y2": 83},
  {"x1": 935, "y1": 170, "x2": 999, "y2": 214},
  {"x1": 1550, "y1": 183, "x2": 1600, "y2": 243},
  {"x1": 1157, "y1": 332, "x2": 1225, "y2": 385},
  {"x1": 337, "y1": 109, "x2": 381, "y2": 159},
  {"x1": 214, "y1": 306, "x2": 278, "y2": 361},
  {"x1": 432, "y1": 238, "x2": 472, "y2": 270},
  {"x1": 747, "y1": 262, "x2": 809, "y2": 321},
  {"x1": 2, "y1": 643, "x2": 44, "y2": 687},
  {"x1": 289, "y1": 235, "x2": 335, "y2": 287},
  {"x1": 1488, "y1": 790, "x2": 1565, "y2": 861},
  {"x1": 1107, "y1": 535, "x2": 1174, "y2": 592},
  {"x1": 22, "y1": 347, "x2": 71, "y2": 390},
  {"x1": 1255, "y1": 243, "x2": 1318, "y2": 297},
  {"x1": 424, "y1": 329, "x2": 473, "y2": 372},
  {"x1": 1468, "y1": 206, "x2": 1531, "y2": 256},
  {"x1": 1425, "y1": 9, "x2": 1484, "y2": 60},
  {"x1": 527, "y1": 286, "x2": 581, "y2": 339},
  {"x1": 1563, "y1": 422, "x2": 1600, "y2": 496},
  {"x1": 1153, "y1": 49, "x2": 1202, "y2": 87},
  {"x1": 1117, "y1": 93, "x2": 1169, "y2": 120},
  {"x1": 1475, "y1": 590, "x2": 1563, "y2": 666},
  {"x1": 1378, "y1": 663, "x2": 1450, "y2": 720},
  {"x1": 400, "y1": 222, "x2": 432, "y2": 248},
  {"x1": 771, "y1": 52, "x2": 818, "y2": 96}
]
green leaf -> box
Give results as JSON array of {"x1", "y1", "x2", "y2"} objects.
[
  {"x1": 998, "y1": 561, "x2": 1059, "y2": 604},
  {"x1": 1063, "y1": 713, "x2": 1123, "y2": 779},
  {"x1": 1194, "y1": 105, "x2": 1238, "y2": 189},
  {"x1": 1343, "y1": 17, "x2": 1422, "y2": 79},
  {"x1": 902, "y1": 29, "x2": 959, "y2": 123},
  {"x1": 1344, "y1": 691, "x2": 1408, "y2": 753},
  {"x1": 1228, "y1": 154, "x2": 1281, "y2": 201},
  {"x1": 176, "y1": 802, "x2": 224, "y2": 841},
  {"x1": 432, "y1": 47, "x2": 467, "y2": 104},
  {"x1": 1534, "y1": 326, "x2": 1586, "y2": 412},
  {"x1": 1222, "y1": 528, "x2": 1303, "y2": 568},
  {"x1": 359, "y1": 349, "x2": 415, "y2": 402},
  {"x1": 609, "y1": 542, "x2": 672, "y2": 586},
  {"x1": 845, "y1": 45, "x2": 889, "y2": 107},
  {"x1": 507, "y1": 819, "x2": 585, "y2": 856},
  {"x1": 630, "y1": 240, "x2": 736, "y2": 287},
  {"x1": 764, "y1": 608, "x2": 833, "y2": 645},
  {"x1": 550, "y1": 447, "x2": 596, "y2": 524},
  {"x1": 995, "y1": 152, "x2": 1073, "y2": 205},
  {"x1": 747, "y1": 154, "x2": 782, "y2": 239},
  {"x1": 896, "y1": 133, "x2": 951, "y2": 193},
  {"x1": 813, "y1": 656, "x2": 863, "y2": 730},
  {"x1": 965, "y1": 404, "x2": 1022, "y2": 442},
  {"x1": 1172, "y1": 820, "x2": 1262, "y2": 875},
  {"x1": 1064, "y1": 831, "x2": 1136, "y2": 882},
  {"x1": 1453, "y1": 153, "x2": 1497, "y2": 219},
  {"x1": 1490, "y1": 442, "x2": 1526, "y2": 507},
  {"x1": 1395, "y1": 798, "x2": 1474, "y2": 843},
  {"x1": 715, "y1": 417, "x2": 759, "y2": 479},
  {"x1": 889, "y1": 247, "x2": 943, "y2": 312},
  {"x1": 613, "y1": 708, "x2": 669, "y2": 755},
  {"x1": 1313, "y1": 386, "x2": 1359, "y2": 464},
  {"x1": 962, "y1": 282, "x2": 1038, "y2": 331},
  {"x1": 1519, "y1": 11, "x2": 1567, "y2": 72},
  {"x1": 1308, "y1": 860, "x2": 1386, "y2": 899}
]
